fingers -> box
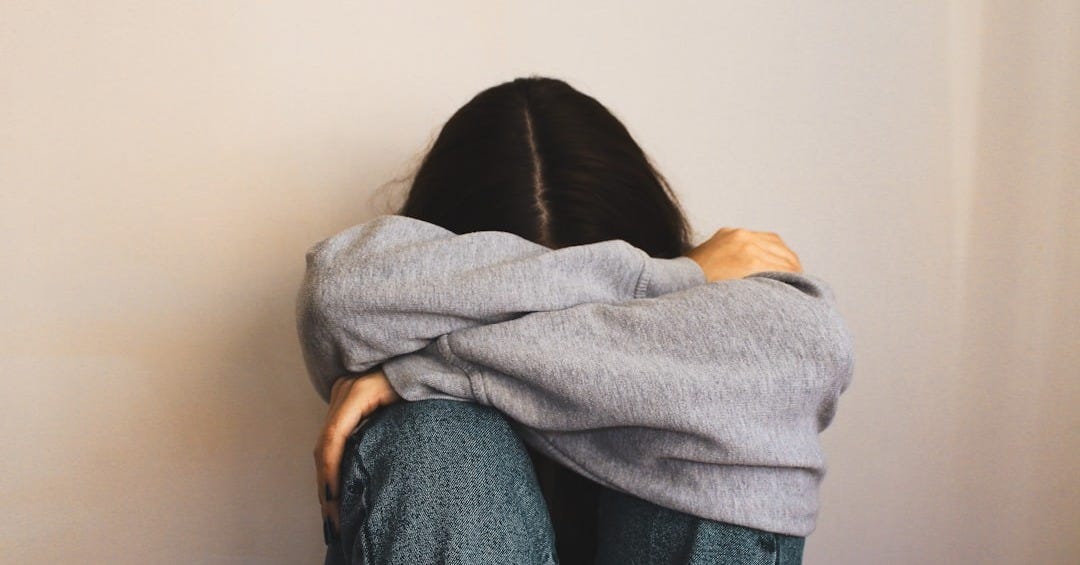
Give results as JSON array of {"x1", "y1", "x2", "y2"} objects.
[
  {"x1": 315, "y1": 373, "x2": 387, "y2": 546},
  {"x1": 738, "y1": 229, "x2": 802, "y2": 273},
  {"x1": 314, "y1": 425, "x2": 346, "y2": 544},
  {"x1": 316, "y1": 376, "x2": 357, "y2": 545},
  {"x1": 754, "y1": 240, "x2": 802, "y2": 273},
  {"x1": 756, "y1": 247, "x2": 803, "y2": 273}
]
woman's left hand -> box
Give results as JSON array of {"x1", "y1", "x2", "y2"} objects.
[{"x1": 313, "y1": 367, "x2": 402, "y2": 544}]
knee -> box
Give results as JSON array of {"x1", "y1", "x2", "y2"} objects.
[
  {"x1": 346, "y1": 399, "x2": 531, "y2": 484},
  {"x1": 338, "y1": 399, "x2": 558, "y2": 564}
]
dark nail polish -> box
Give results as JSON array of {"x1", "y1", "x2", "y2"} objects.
[
  {"x1": 329, "y1": 518, "x2": 340, "y2": 543},
  {"x1": 322, "y1": 516, "x2": 331, "y2": 545},
  {"x1": 325, "y1": 482, "x2": 333, "y2": 502}
]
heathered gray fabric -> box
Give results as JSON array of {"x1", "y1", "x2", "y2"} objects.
[{"x1": 296, "y1": 214, "x2": 855, "y2": 537}]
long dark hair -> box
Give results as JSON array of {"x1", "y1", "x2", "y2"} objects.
[
  {"x1": 396, "y1": 76, "x2": 693, "y2": 564},
  {"x1": 398, "y1": 76, "x2": 693, "y2": 258}
]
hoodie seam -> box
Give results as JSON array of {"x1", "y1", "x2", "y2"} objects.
[
  {"x1": 435, "y1": 334, "x2": 491, "y2": 405},
  {"x1": 632, "y1": 250, "x2": 652, "y2": 299}
]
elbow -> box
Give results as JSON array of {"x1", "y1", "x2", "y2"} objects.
[
  {"x1": 744, "y1": 271, "x2": 855, "y2": 397},
  {"x1": 295, "y1": 242, "x2": 357, "y2": 360},
  {"x1": 294, "y1": 275, "x2": 339, "y2": 404},
  {"x1": 787, "y1": 276, "x2": 854, "y2": 394},
  {"x1": 809, "y1": 303, "x2": 856, "y2": 416},
  {"x1": 824, "y1": 304, "x2": 856, "y2": 394},
  {"x1": 300, "y1": 234, "x2": 370, "y2": 321},
  {"x1": 297, "y1": 259, "x2": 338, "y2": 329},
  {"x1": 816, "y1": 341, "x2": 853, "y2": 432},
  {"x1": 786, "y1": 299, "x2": 856, "y2": 401},
  {"x1": 796, "y1": 308, "x2": 854, "y2": 432},
  {"x1": 824, "y1": 338, "x2": 855, "y2": 408}
]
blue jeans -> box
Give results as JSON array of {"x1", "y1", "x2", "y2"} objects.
[{"x1": 324, "y1": 399, "x2": 804, "y2": 565}]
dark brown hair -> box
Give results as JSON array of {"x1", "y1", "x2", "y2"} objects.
[
  {"x1": 395, "y1": 75, "x2": 693, "y2": 564},
  {"x1": 398, "y1": 75, "x2": 693, "y2": 258}
]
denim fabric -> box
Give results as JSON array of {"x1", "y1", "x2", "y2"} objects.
[
  {"x1": 594, "y1": 487, "x2": 804, "y2": 565},
  {"x1": 324, "y1": 399, "x2": 804, "y2": 565},
  {"x1": 325, "y1": 399, "x2": 558, "y2": 565}
]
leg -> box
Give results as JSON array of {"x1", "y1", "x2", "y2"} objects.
[
  {"x1": 593, "y1": 486, "x2": 805, "y2": 565},
  {"x1": 525, "y1": 445, "x2": 602, "y2": 565},
  {"x1": 324, "y1": 399, "x2": 559, "y2": 565}
]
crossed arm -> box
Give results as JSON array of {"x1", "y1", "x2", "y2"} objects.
[
  {"x1": 297, "y1": 214, "x2": 855, "y2": 538},
  {"x1": 296, "y1": 214, "x2": 709, "y2": 402}
]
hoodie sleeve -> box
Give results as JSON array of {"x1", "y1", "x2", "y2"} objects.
[
  {"x1": 296, "y1": 214, "x2": 706, "y2": 402},
  {"x1": 378, "y1": 270, "x2": 856, "y2": 532},
  {"x1": 381, "y1": 270, "x2": 855, "y2": 427}
]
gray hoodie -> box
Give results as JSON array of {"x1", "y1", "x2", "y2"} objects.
[{"x1": 295, "y1": 214, "x2": 855, "y2": 537}]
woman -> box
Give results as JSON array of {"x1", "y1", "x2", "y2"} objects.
[{"x1": 297, "y1": 76, "x2": 854, "y2": 565}]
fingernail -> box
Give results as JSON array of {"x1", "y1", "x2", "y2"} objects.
[
  {"x1": 323, "y1": 516, "x2": 331, "y2": 545},
  {"x1": 325, "y1": 482, "x2": 333, "y2": 502}
]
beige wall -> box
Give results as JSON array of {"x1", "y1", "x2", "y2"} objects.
[{"x1": 2, "y1": 2, "x2": 1076, "y2": 563}]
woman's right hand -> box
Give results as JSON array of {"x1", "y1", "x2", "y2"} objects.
[
  {"x1": 314, "y1": 368, "x2": 402, "y2": 545},
  {"x1": 685, "y1": 227, "x2": 803, "y2": 283}
]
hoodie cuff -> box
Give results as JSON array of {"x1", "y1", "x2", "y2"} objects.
[
  {"x1": 635, "y1": 255, "x2": 708, "y2": 299},
  {"x1": 380, "y1": 338, "x2": 480, "y2": 403}
]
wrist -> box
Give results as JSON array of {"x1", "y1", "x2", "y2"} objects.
[{"x1": 636, "y1": 255, "x2": 709, "y2": 298}]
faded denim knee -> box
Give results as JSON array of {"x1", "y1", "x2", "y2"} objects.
[{"x1": 332, "y1": 399, "x2": 558, "y2": 565}]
